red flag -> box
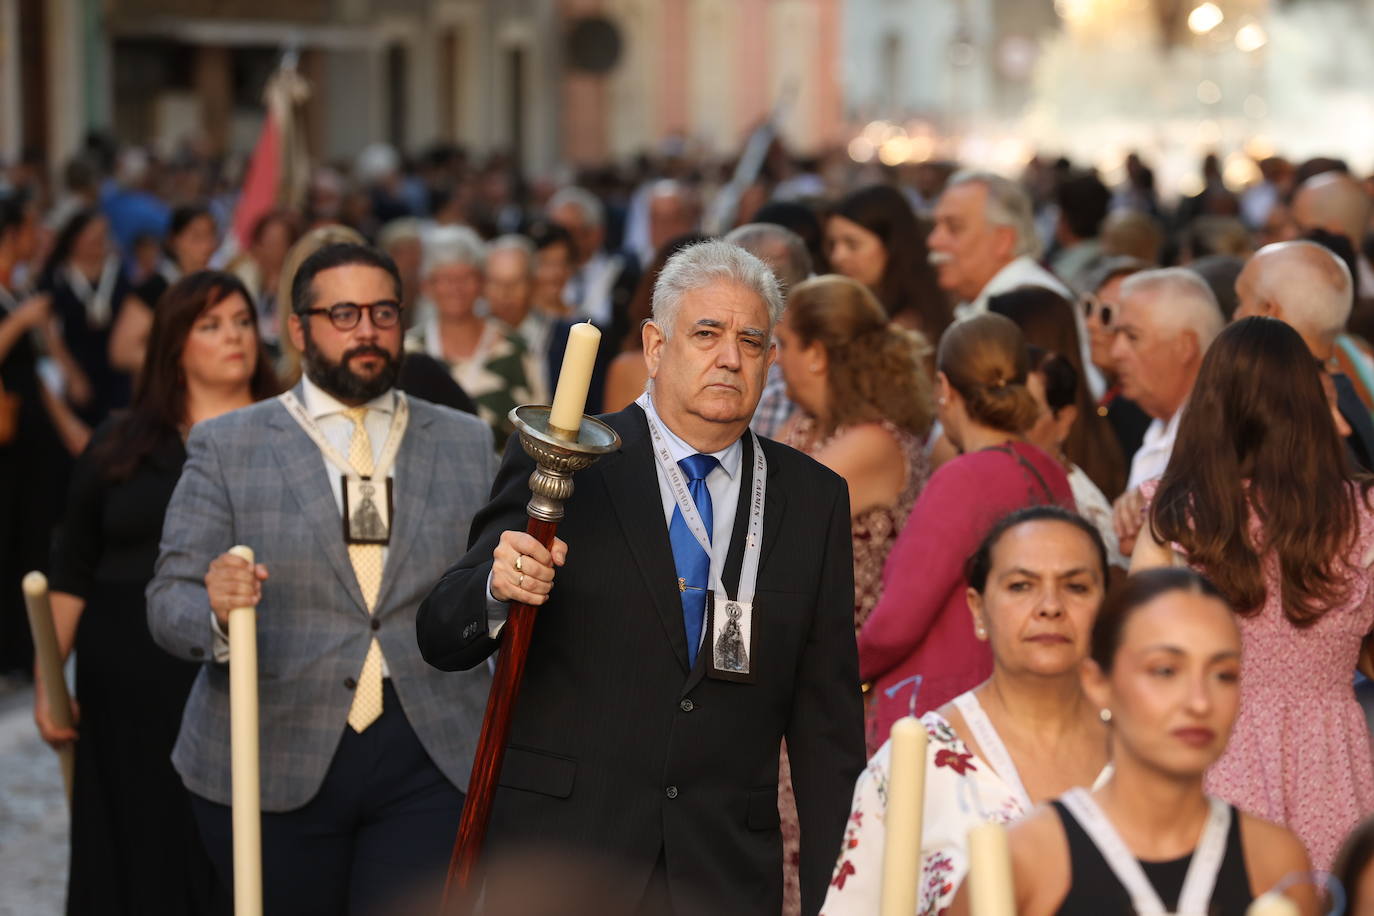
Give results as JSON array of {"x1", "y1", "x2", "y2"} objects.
[{"x1": 231, "y1": 108, "x2": 282, "y2": 250}]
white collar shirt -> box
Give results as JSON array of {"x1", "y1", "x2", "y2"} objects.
[{"x1": 1126, "y1": 405, "x2": 1183, "y2": 492}]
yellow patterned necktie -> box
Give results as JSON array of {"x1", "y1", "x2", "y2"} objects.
[{"x1": 343, "y1": 406, "x2": 384, "y2": 732}]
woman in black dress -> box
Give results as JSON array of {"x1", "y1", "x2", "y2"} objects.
[
  {"x1": 135, "y1": 203, "x2": 219, "y2": 310},
  {"x1": 40, "y1": 207, "x2": 149, "y2": 426},
  {"x1": 950, "y1": 568, "x2": 1316, "y2": 915},
  {"x1": 35, "y1": 271, "x2": 278, "y2": 915}
]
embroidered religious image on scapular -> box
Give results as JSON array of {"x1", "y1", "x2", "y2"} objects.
[
  {"x1": 706, "y1": 592, "x2": 756, "y2": 683},
  {"x1": 342, "y1": 475, "x2": 393, "y2": 545}
]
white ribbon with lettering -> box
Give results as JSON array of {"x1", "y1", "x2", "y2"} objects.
[
  {"x1": 953, "y1": 693, "x2": 1033, "y2": 814},
  {"x1": 1060, "y1": 787, "x2": 1231, "y2": 916},
  {"x1": 279, "y1": 389, "x2": 410, "y2": 485}
]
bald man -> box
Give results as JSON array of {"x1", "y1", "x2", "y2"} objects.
[
  {"x1": 1291, "y1": 172, "x2": 1374, "y2": 294},
  {"x1": 1234, "y1": 240, "x2": 1374, "y2": 470}
]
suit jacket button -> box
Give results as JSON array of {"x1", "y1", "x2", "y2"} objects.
[
  {"x1": 344, "y1": 677, "x2": 357, "y2": 690},
  {"x1": 679, "y1": 699, "x2": 694, "y2": 712},
  {"x1": 370, "y1": 619, "x2": 380, "y2": 631},
  {"x1": 665, "y1": 785, "x2": 678, "y2": 799},
  {"x1": 190, "y1": 647, "x2": 205, "y2": 659}
]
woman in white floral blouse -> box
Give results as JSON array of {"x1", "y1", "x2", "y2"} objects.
[{"x1": 822, "y1": 506, "x2": 1112, "y2": 915}]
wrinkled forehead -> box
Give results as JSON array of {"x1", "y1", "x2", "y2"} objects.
[{"x1": 674, "y1": 280, "x2": 772, "y2": 334}]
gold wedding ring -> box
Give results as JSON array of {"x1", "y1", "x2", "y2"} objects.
[
  {"x1": 517, "y1": 573, "x2": 526, "y2": 589},
  {"x1": 515, "y1": 555, "x2": 524, "y2": 573}
]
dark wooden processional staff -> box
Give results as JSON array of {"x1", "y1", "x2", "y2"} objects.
[{"x1": 441, "y1": 322, "x2": 619, "y2": 911}]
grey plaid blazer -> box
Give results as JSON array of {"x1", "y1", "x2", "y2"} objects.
[{"x1": 147, "y1": 389, "x2": 498, "y2": 811}]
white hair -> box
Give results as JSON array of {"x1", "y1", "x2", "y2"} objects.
[
  {"x1": 1121, "y1": 267, "x2": 1226, "y2": 349},
  {"x1": 546, "y1": 186, "x2": 605, "y2": 228},
  {"x1": 652, "y1": 240, "x2": 783, "y2": 338},
  {"x1": 487, "y1": 234, "x2": 536, "y2": 277},
  {"x1": 723, "y1": 223, "x2": 813, "y2": 292},
  {"x1": 423, "y1": 225, "x2": 487, "y2": 277},
  {"x1": 946, "y1": 170, "x2": 1042, "y2": 260},
  {"x1": 1251, "y1": 240, "x2": 1353, "y2": 342}
]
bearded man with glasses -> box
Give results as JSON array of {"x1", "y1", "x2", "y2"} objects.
[{"x1": 148, "y1": 243, "x2": 500, "y2": 914}]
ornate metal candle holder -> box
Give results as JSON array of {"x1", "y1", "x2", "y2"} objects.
[{"x1": 511, "y1": 405, "x2": 621, "y2": 522}]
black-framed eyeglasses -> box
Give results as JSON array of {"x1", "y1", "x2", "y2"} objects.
[
  {"x1": 1080, "y1": 293, "x2": 1112, "y2": 327},
  {"x1": 301, "y1": 301, "x2": 403, "y2": 330}
]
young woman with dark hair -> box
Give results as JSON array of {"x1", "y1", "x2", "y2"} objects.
[
  {"x1": 827, "y1": 506, "x2": 1110, "y2": 915},
  {"x1": 859, "y1": 313, "x2": 1076, "y2": 742},
  {"x1": 826, "y1": 184, "x2": 951, "y2": 338},
  {"x1": 957, "y1": 567, "x2": 1315, "y2": 915},
  {"x1": 35, "y1": 271, "x2": 278, "y2": 914},
  {"x1": 135, "y1": 203, "x2": 219, "y2": 309},
  {"x1": 1134, "y1": 316, "x2": 1374, "y2": 870},
  {"x1": 990, "y1": 285, "x2": 1126, "y2": 500}
]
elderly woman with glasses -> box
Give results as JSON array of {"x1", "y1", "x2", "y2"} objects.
[{"x1": 406, "y1": 225, "x2": 544, "y2": 445}]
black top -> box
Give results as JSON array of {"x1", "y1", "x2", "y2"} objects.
[
  {"x1": 1334, "y1": 372, "x2": 1374, "y2": 473},
  {"x1": 48, "y1": 267, "x2": 134, "y2": 424},
  {"x1": 1051, "y1": 800, "x2": 1254, "y2": 915}
]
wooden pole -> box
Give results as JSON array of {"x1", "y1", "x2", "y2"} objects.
[
  {"x1": 442, "y1": 515, "x2": 558, "y2": 908},
  {"x1": 227, "y1": 545, "x2": 263, "y2": 916},
  {"x1": 22, "y1": 571, "x2": 74, "y2": 804}
]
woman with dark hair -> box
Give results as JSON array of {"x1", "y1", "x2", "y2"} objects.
[
  {"x1": 826, "y1": 506, "x2": 1110, "y2": 915},
  {"x1": 961, "y1": 568, "x2": 1315, "y2": 915},
  {"x1": 602, "y1": 231, "x2": 708, "y2": 412},
  {"x1": 990, "y1": 285, "x2": 1126, "y2": 499},
  {"x1": 859, "y1": 313, "x2": 1075, "y2": 744},
  {"x1": 135, "y1": 204, "x2": 219, "y2": 309},
  {"x1": 826, "y1": 184, "x2": 951, "y2": 337},
  {"x1": 34, "y1": 271, "x2": 278, "y2": 914},
  {"x1": 41, "y1": 207, "x2": 149, "y2": 424},
  {"x1": 1133, "y1": 316, "x2": 1374, "y2": 870}
]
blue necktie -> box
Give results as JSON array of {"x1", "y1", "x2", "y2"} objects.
[{"x1": 670, "y1": 453, "x2": 717, "y2": 667}]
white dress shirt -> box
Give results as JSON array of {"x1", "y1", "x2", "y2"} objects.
[
  {"x1": 954, "y1": 255, "x2": 1105, "y2": 400},
  {"x1": 1126, "y1": 406, "x2": 1183, "y2": 492},
  {"x1": 213, "y1": 376, "x2": 399, "y2": 673}
]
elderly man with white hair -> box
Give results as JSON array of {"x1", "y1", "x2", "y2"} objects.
[
  {"x1": 418, "y1": 239, "x2": 864, "y2": 916},
  {"x1": 929, "y1": 170, "x2": 1101, "y2": 397},
  {"x1": 1109, "y1": 267, "x2": 1226, "y2": 551},
  {"x1": 405, "y1": 225, "x2": 542, "y2": 444},
  {"x1": 547, "y1": 185, "x2": 639, "y2": 331},
  {"x1": 1234, "y1": 240, "x2": 1374, "y2": 470}
]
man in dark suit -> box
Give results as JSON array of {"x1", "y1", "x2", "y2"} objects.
[
  {"x1": 417, "y1": 239, "x2": 864, "y2": 916},
  {"x1": 1233, "y1": 240, "x2": 1374, "y2": 470}
]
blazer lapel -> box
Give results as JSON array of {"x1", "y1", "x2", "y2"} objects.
[
  {"x1": 375, "y1": 403, "x2": 434, "y2": 612},
  {"x1": 600, "y1": 407, "x2": 692, "y2": 673},
  {"x1": 267, "y1": 401, "x2": 368, "y2": 614}
]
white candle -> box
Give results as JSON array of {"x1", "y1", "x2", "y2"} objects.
[
  {"x1": 1247, "y1": 892, "x2": 1299, "y2": 916},
  {"x1": 22, "y1": 571, "x2": 74, "y2": 804},
  {"x1": 880, "y1": 716, "x2": 928, "y2": 916},
  {"x1": 548, "y1": 320, "x2": 601, "y2": 437},
  {"x1": 967, "y1": 822, "x2": 1016, "y2": 916},
  {"x1": 227, "y1": 545, "x2": 263, "y2": 916}
]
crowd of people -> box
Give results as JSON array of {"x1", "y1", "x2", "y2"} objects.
[{"x1": 3, "y1": 131, "x2": 1374, "y2": 914}]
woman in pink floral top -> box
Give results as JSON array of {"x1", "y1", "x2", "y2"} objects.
[
  {"x1": 823, "y1": 507, "x2": 1111, "y2": 916},
  {"x1": 774, "y1": 274, "x2": 935, "y2": 915},
  {"x1": 1133, "y1": 317, "x2": 1374, "y2": 870}
]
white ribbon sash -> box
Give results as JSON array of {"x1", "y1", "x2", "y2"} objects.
[
  {"x1": 637, "y1": 394, "x2": 767, "y2": 610},
  {"x1": 953, "y1": 693, "x2": 1033, "y2": 814},
  {"x1": 1060, "y1": 787, "x2": 1231, "y2": 916},
  {"x1": 278, "y1": 389, "x2": 410, "y2": 483}
]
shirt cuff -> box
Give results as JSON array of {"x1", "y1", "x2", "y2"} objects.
[
  {"x1": 485, "y1": 569, "x2": 509, "y2": 639},
  {"x1": 210, "y1": 611, "x2": 230, "y2": 663}
]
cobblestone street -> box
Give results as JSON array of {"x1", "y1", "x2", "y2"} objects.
[{"x1": 0, "y1": 684, "x2": 68, "y2": 915}]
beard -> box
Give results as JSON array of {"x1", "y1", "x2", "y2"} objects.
[{"x1": 301, "y1": 327, "x2": 403, "y2": 403}]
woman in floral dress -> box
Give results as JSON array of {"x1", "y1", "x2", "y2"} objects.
[
  {"x1": 823, "y1": 507, "x2": 1111, "y2": 915},
  {"x1": 773, "y1": 274, "x2": 934, "y2": 915},
  {"x1": 1134, "y1": 317, "x2": 1374, "y2": 870}
]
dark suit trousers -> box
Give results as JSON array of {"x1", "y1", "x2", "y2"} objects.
[{"x1": 190, "y1": 682, "x2": 463, "y2": 916}]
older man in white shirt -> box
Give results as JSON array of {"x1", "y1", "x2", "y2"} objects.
[
  {"x1": 928, "y1": 170, "x2": 1102, "y2": 398},
  {"x1": 1109, "y1": 267, "x2": 1225, "y2": 551}
]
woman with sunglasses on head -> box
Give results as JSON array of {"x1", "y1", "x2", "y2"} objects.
[
  {"x1": 825, "y1": 506, "x2": 1111, "y2": 915},
  {"x1": 1082, "y1": 257, "x2": 1153, "y2": 463},
  {"x1": 1133, "y1": 317, "x2": 1374, "y2": 871},
  {"x1": 35, "y1": 271, "x2": 278, "y2": 914},
  {"x1": 956, "y1": 568, "x2": 1315, "y2": 916}
]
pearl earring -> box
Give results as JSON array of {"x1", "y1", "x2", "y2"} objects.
[
  {"x1": 1099, "y1": 708, "x2": 1112, "y2": 723},
  {"x1": 975, "y1": 623, "x2": 987, "y2": 639}
]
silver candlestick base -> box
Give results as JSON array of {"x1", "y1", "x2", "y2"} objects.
[{"x1": 509, "y1": 405, "x2": 621, "y2": 523}]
